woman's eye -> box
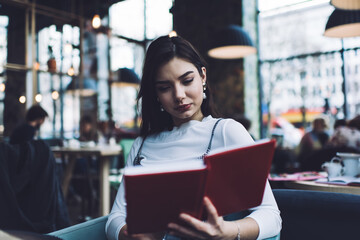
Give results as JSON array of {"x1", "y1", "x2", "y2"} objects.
[
  {"x1": 157, "y1": 86, "x2": 170, "y2": 92},
  {"x1": 183, "y1": 78, "x2": 193, "y2": 85}
]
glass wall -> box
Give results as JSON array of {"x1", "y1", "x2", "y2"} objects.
[
  {"x1": 0, "y1": 1, "x2": 85, "y2": 140},
  {"x1": 0, "y1": 0, "x2": 173, "y2": 139},
  {"x1": 258, "y1": 0, "x2": 360, "y2": 146},
  {"x1": 37, "y1": 24, "x2": 80, "y2": 138},
  {"x1": 109, "y1": 0, "x2": 172, "y2": 128}
]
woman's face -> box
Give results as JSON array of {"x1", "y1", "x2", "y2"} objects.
[{"x1": 155, "y1": 57, "x2": 206, "y2": 127}]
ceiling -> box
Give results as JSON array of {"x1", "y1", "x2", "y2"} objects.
[{"x1": 0, "y1": 0, "x2": 126, "y2": 30}]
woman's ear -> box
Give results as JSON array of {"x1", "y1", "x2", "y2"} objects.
[{"x1": 201, "y1": 67, "x2": 207, "y2": 83}]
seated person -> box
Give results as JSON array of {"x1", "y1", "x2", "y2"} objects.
[
  {"x1": 297, "y1": 117, "x2": 329, "y2": 166},
  {"x1": 10, "y1": 105, "x2": 48, "y2": 145},
  {"x1": 106, "y1": 35, "x2": 281, "y2": 240},
  {"x1": 79, "y1": 115, "x2": 98, "y2": 143},
  {"x1": 333, "y1": 118, "x2": 346, "y2": 130},
  {"x1": 327, "y1": 115, "x2": 360, "y2": 151},
  {"x1": 0, "y1": 140, "x2": 69, "y2": 233},
  {"x1": 300, "y1": 116, "x2": 360, "y2": 171}
]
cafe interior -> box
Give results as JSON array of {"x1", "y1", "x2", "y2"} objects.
[{"x1": 1, "y1": 0, "x2": 360, "y2": 239}]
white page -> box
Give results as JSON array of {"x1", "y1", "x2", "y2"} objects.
[
  {"x1": 208, "y1": 138, "x2": 272, "y2": 156},
  {"x1": 124, "y1": 160, "x2": 206, "y2": 175}
]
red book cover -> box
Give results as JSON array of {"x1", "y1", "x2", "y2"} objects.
[
  {"x1": 124, "y1": 140, "x2": 275, "y2": 234},
  {"x1": 125, "y1": 162, "x2": 208, "y2": 234},
  {"x1": 204, "y1": 140, "x2": 275, "y2": 217}
]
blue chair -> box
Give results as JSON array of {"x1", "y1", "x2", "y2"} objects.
[
  {"x1": 273, "y1": 189, "x2": 360, "y2": 240},
  {"x1": 49, "y1": 214, "x2": 279, "y2": 240},
  {"x1": 119, "y1": 138, "x2": 135, "y2": 168},
  {"x1": 48, "y1": 216, "x2": 108, "y2": 240}
]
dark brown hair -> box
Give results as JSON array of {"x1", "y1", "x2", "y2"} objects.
[
  {"x1": 348, "y1": 115, "x2": 360, "y2": 131},
  {"x1": 137, "y1": 35, "x2": 217, "y2": 137},
  {"x1": 26, "y1": 105, "x2": 48, "y2": 122}
]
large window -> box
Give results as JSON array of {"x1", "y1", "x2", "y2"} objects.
[
  {"x1": 37, "y1": 24, "x2": 80, "y2": 138},
  {"x1": 258, "y1": 0, "x2": 360, "y2": 142},
  {"x1": 109, "y1": 0, "x2": 172, "y2": 128},
  {"x1": 0, "y1": 0, "x2": 173, "y2": 139}
]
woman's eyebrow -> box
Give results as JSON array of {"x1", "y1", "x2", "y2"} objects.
[
  {"x1": 156, "y1": 71, "x2": 194, "y2": 84},
  {"x1": 178, "y1": 71, "x2": 194, "y2": 80}
]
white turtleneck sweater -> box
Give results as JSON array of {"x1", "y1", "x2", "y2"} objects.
[{"x1": 106, "y1": 116, "x2": 282, "y2": 240}]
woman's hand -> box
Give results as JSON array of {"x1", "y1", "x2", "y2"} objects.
[
  {"x1": 119, "y1": 225, "x2": 165, "y2": 240},
  {"x1": 167, "y1": 197, "x2": 238, "y2": 240}
]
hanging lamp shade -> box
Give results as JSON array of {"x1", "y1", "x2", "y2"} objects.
[
  {"x1": 324, "y1": 9, "x2": 360, "y2": 38},
  {"x1": 331, "y1": 0, "x2": 360, "y2": 10},
  {"x1": 207, "y1": 25, "x2": 257, "y2": 59},
  {"x1": 113, "y1": 68, "x2": 140, "y2": 87},
  {"x1": 66, "y1": 77, "x2": 97, "y2": 96}
]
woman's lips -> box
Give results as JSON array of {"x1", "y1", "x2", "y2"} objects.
[{"x1": 175, "y1": 104, "x2": 191, "y2": 112}]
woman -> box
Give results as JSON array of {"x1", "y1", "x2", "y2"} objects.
[
  {"x1": 106, "y1": 35, "x2": 281, "y2": 240},
  {"x1": 297, "y1": 117, "x2": 329, "y2": 165},
  {"x1": 327, "y1": 115, "x2": 360, "y2": 150}
]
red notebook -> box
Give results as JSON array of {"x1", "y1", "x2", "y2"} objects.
[{"x1": 124, "y1": 139, "x2": 276, "y2": 234}]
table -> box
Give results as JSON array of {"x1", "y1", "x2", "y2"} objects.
[
  {"x1": 284, "y1": 180, "x2": 360, "y2": 195},
  {"x1": 52, "y1": 145, "x2": 122, "y2": 216}
]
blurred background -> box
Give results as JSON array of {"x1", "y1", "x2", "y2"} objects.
[
  {"x1": 1, "y1": 0, "x2": 360, "y2": 228},
  {"x1": 1, "y1": 0, "x2": 358, "y2": 146}
]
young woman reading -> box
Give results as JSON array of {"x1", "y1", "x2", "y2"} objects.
[{"x1": 106, "y1": 35, "x2": 281, "y2": 240}]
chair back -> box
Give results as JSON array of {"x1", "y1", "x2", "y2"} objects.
[
  {"x1": 119, "y1": 138, "x2": 135, "y2": 167},
  {"x1": 273, "y1": 189, "x2": 360, "y2": 239},
  {"x1": 48, "y1": 215, "x2": 108, "y2": 240}
]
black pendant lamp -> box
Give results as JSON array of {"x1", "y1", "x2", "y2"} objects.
[
  {"x1": 66, "y1": 77, "x2": 97, "y2": 96},
  {"x1": 113, "y1": 68, "x2": 140, "y2": 87},
  {"x1": 324, "y1": 8, "x2": 360, "y2": 38},
  {"x1": 208, "y1": 25, "x2": 257, "y2": 59}
]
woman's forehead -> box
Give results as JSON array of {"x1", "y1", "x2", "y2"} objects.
[{"x1": 156, "y1": 58, "x2": 197, "y2": 80}]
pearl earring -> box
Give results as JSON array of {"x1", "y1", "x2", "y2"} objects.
[
  {"x1": 203, "y1": 82, "x2": 207, "y2": 99},
  {"x1": 157, "y1": 97, "x2": 164, "y2": 111}
]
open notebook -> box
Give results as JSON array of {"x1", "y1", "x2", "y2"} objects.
[
  {"x1": 316, "y1": 176, "x2": 360, "y2": 186},
  {"x1": 124, "y1": 139, "x2": 276, "y2": 234}
]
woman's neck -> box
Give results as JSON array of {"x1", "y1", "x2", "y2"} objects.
[{"x1": 172, "y1": 113, "x2": 204, "y2": 127}]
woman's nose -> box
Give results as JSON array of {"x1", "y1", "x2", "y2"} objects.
[{"x1": 173, "y1": 85, "x2": 186, "y2": 101}]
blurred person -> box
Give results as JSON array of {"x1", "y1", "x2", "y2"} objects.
[
  {"x1": 0, "y1": 140, "x2": 70, "y2": 232},
  {"x1": 5, "y1": 106, "x2": 69, "y2": 230},
  {"x1": 97, "y1": 121, "x2": 114, "y2": 145},
  {"x1": 79, "y1": 115, "x2": 98, "y2": 143},
  {"x1": 10, "y1": 105, "x2": 48, "y2": 145},
  {"x1": 270, "y1": 131, "x2": 298, "y2": 174},
  {"x1": 300, "y1": 116, "x2": 360, "y2": 171},
  {"x1": 72, "y1": 115, "x2": 100, "y2": 220},
  {"x1": 333, "y1": 119, "x2": 347, "y2": 130},
  {"x1": 327, "y1": 115, "x2": 360, "y2": 150},
  {"x1": 297, "y1": 117, "x2": 329, "y2": 165},
  {"x1": 232, "y1": 114, "x2": 255, "y2": 140}
]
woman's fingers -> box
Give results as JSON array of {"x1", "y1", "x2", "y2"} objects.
[
  {"x1": 168, "y1": 222, "x2": 206, "y2": 240},
  {"x1": 179, "y1": 213, "x2": 205, "y2": 227},
  {"x1": 167, "y1": 198, "x2": 225, "y2": 239},
  {"x1": 203, "y1": 197, "x2": 220, "y2": 223}
]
